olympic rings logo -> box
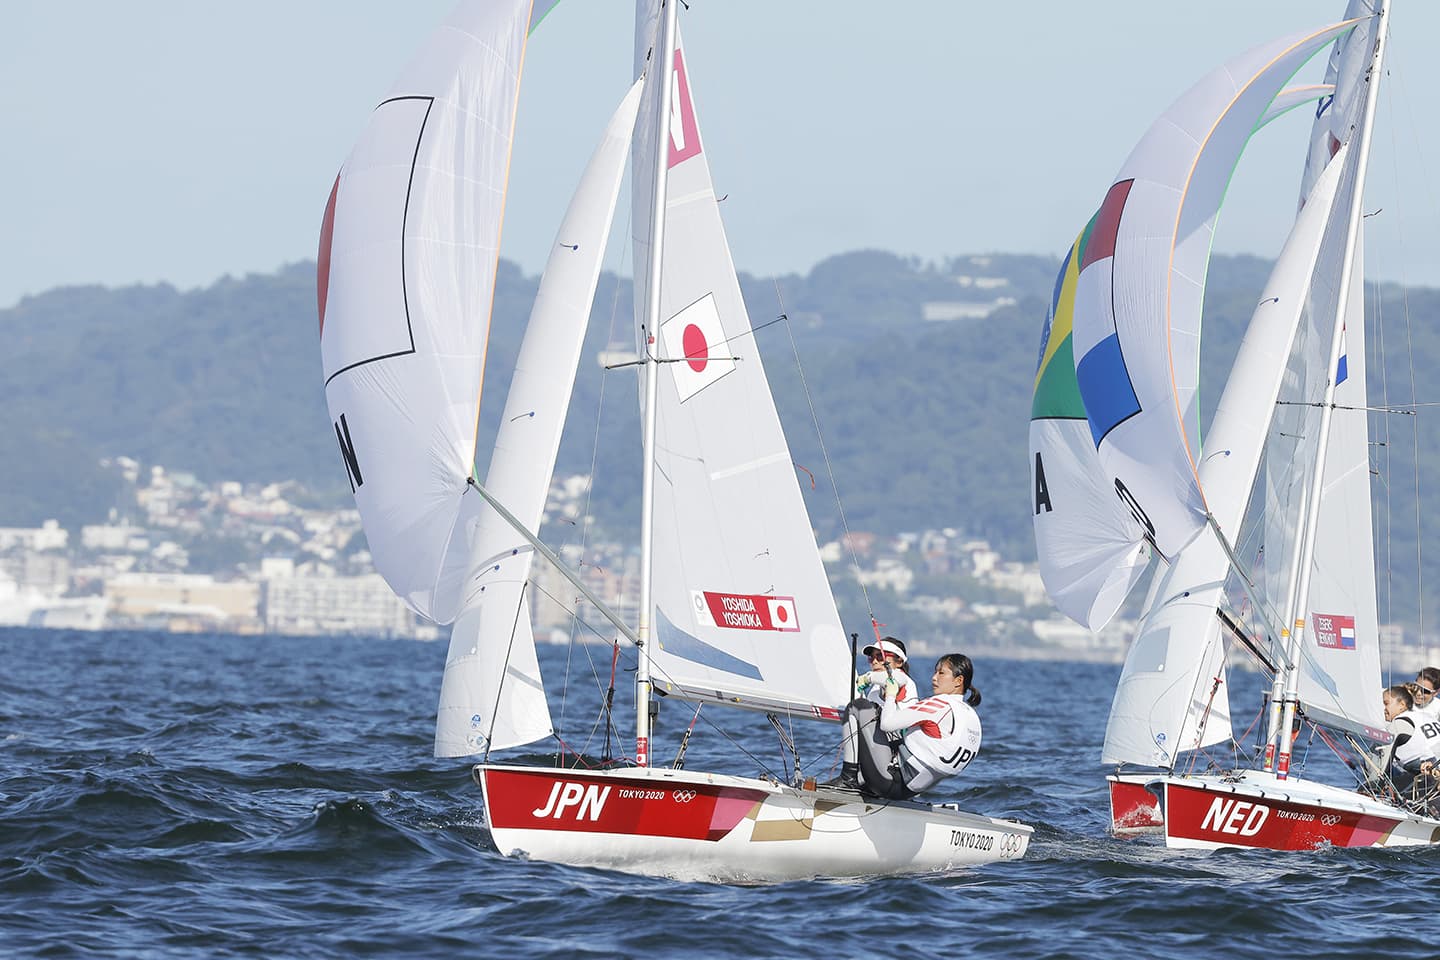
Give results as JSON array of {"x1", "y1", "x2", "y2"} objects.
[
  {"x1": 1320, "y1": 814, "x2": 1341, "y2": 826},
  {"x1": 673, "y1": 789, "x2": 696, "y2": 803},
  {"x1": 998, "y1": 832, "x2": 1025, "y2": 856}
]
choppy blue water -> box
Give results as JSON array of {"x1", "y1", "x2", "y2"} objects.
[{"x1": 0, "y1": 627, "x2": 1425, "y2": 958}]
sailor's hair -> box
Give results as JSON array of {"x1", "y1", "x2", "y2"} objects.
[
  {"x1": 1387, "y1": 684, "x2": 1415, "y2": 711},
  {"x1": 937, "y1": 653, "x2": 981, "y2": 708}
]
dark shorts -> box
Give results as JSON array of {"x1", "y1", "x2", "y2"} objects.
[{"x1": 846, "y1": 698, "x2": 913, "y2": 800}]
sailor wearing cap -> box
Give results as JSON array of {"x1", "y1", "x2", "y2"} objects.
[
  {"x1": 856, "y1": 636, "x2": 915, "y2": 705},
  {"x1": 831, "y1": 651, "x2": 984, "y2": 799}
]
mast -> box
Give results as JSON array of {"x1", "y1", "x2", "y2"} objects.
[
  {"x1": 1272, "y1": 1, "x2": 1389, "y2": 781},
  {"x1": 634, "y1": 0, "x2": 679, "y2": 769}
]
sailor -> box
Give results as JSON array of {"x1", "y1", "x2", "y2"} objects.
[
  {"x1": 854, "y1": 636, "x2": 916, "y2": 705},
  {"x1": 831, "y1": 653, "x2": 983, "y2": 800},
  {"x1": 1372, "y1": 685, "x2": 1434, "y2": 797},
  {"x1": 1411, "y1": 667, "x2": 1440, "y2": 720}
]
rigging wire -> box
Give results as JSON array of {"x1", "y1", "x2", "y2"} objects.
[
  {"x1": 530, "y1": 577, "x2": 811, "y2": 780},
  {"x1": 552, "y1": 204, "x2": 635, "y2": 758},
  {"x1": 483, "y1": 579, "x2": 532, "y2": 764},
  {"x1": 1376, "y1": 43, "x2": 1430, "y2": 661},
  {"x1": 770, "y1": 279, "x2": 878, "y2": 634},
  {"x1": 528, "y1": 577, "x2": 626, "y2": 758}
]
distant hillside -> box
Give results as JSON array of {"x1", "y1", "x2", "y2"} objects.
[{"x1": 4, "y1": 250, "x2": 1439, "y2": 623}]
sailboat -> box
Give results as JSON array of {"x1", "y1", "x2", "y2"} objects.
[
  {"x1": 1034, "y1": 0, "x2": 1440, "y2": 850},
  {"x1": 316, "y1": 0, "x2": 1031, "y2": 880}
]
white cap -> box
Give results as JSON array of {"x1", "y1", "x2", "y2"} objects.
[{"x1": 861, "y1": 637, "x2": 907, "y2": 663}]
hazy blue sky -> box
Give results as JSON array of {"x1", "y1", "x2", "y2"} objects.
[{"x1": 4, "y1": 1, "x2": 1438, "y2": 309}]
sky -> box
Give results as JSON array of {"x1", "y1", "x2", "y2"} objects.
[{"x1": 4, "y1": 1, "x2": 1439, "y2": 310}]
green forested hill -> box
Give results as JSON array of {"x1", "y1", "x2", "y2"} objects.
[{"x1": 3, "y1": 251, "x2": 1437, "y2": 622}]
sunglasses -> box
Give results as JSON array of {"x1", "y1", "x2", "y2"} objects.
[{"x1": 1419, "y1": 686, "x2": 1437, "y2": 696}]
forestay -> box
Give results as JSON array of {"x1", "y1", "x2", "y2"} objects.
[
  {"x1": 1030, "y1": 225, "x2": 1149, "y2": 631},
  {"x1": 317, "y1": 0, "x2": 534, "y2": 624},
  {"x1": 1070, "y1": 21, "x2": 1358, "y2": 561},
  {"x1": 628, "y1": 28, "x2": 850, "y2": 716},
  {"x1": 432, "y1": 81, "x2": 643, "y2": 758}
]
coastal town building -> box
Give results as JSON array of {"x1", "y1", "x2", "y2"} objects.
[{"x1": 2, "y1": 462, "x2": 1437, "y2": 670}]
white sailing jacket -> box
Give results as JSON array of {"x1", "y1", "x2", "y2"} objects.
[
  {"x1": 1410, "y1": 711, "x2": 1440, "y2": 765},
  {"x1": 879, "y1": 693, "x2": 982, "y2": 793},
  {"x1": 858, "y1": 666, "x2": 916, "y2": 705},
  {"x1": 1382, "y1": 710, "x2": 1435, "y2": 771}
]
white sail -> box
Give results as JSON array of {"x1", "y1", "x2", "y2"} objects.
[
  {"x1": 1273, "y1": 6, "x2": 1384, "y2": 736},
  {"x1": 1299, "y1": 2, "x2": 1378, "y2": 205},
  {"x1": 432, "y1": 81, "x2": 643, "y2": 758},
  {"x1": 1030, "y1": 225, "x2": 1149, "y2": 630},
  {"x1": 1101, "y1": 145, "x2": 1350, "y2": 767},
  {"x1": 1292, "y1": 231, "x2": 1383, "y2": 735},
  {"x1": 318, "y1": 0, "x2": 534, "y2": 624},
  {"x1": 629, "y1": 34, "x2": 850, "y2": 716},
  {"x1": 1069, "y1": 21, "x2": 1358, "y2": 561}
]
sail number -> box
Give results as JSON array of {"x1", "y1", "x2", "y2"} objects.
[
  {"x1": 531, "y1": 782, "x2": 611, "y2": 821},
  {"x1": 1199, "y1": 797, "x2": 1270, "y2": 837},
  {"x1": 334, "y1": 413, "x2": 364, "y2": 492},
  {"x1": 1114, "y1": 477, "x2": 1155, "y2": 537}
]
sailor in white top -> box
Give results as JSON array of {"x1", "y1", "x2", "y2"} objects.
[
  {"x1": 854, "y1": 636, "x2": 916, "y2": 705},
  {"x1": 833, "y1": 652, "x2": 983, "y2": 800},
  {"x1": 1411, "y1": 668, "x2": 1440, "y2": 721},
  {"x1": 1372, "y1": 685, "x2": 1436, "y2": 795}
]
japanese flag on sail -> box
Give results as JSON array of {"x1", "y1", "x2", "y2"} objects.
[
  {"x1": 662, "y1": 293, "x2": 735, "y2": 402},
  {"x1": 766, "y1": 597, "x2": 799, "y2": 631}
]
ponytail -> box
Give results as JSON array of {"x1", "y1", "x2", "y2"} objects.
[
  {"x1": 938, "y1": 653, "x2": 981, "y2": 708},
  {"x1": 1388, "y1": 684, "x2": 1415, "y2": 711}
]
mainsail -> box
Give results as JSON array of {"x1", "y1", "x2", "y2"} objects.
[
  {"x1": 318, "y1": 1, "x2": 535, "y2": 624},
  {"x1": 1263, "y1": 1, "x2": 1385, "y2": 738},
  {"x1": 628, "y1": 29, "x2": 851, "y2": 716}
]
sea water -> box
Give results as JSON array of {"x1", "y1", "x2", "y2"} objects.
[{"x1": 0, "y1": 627, "x2": 1425, "y2": 958}]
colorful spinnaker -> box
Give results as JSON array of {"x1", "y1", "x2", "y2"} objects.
[
  {"x1": 1030, "y1": 225, "x2": 1149, "y2": 631},
  {"x1": 1070, "y1": 21, "x2": 1359, "y2": 562}
]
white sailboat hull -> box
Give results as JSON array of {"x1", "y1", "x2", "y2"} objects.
[
  {"x1": 476, "y1": 763, "x2": 1031, "y2": 881},
  {"x1": 1144, "y1": 771, "x2": 1440, "y2": 850}
]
